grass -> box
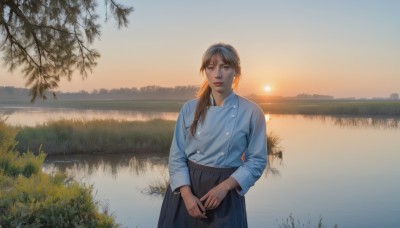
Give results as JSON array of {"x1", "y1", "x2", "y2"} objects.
[
  {"x1": 303, "y1": 115, "x2": 400, "y2": 129},
  {"x1": 277, "y1": 214, "x2": 338, "y2": 228},
  {"x1": 13, "y1": 117, "x2": 284, "y2": 197},
  {"x1": 15, "y1": 118, "x2": 284, "y2": 156},
  {"x1": 2, "y1": 99, "x2": 400, "y2": 116},
  {"x1": 2, "y1": 116, "x2": 344, "y2": 227},
  {"x1": 15, "y1": 119, "x2": 176, "y2": 155},
  {"x1": 0, "y1": 118, "x2": 118, "y2": 227},
  {"x1": 265, "y1": 131, "x2": 283, "y2": 177},
  {"x1": 267, "y1": 131, "x2": 282, "y2": 155},
  {"x1": 258, "y1": 99, "x2": 400, "y2": 116},
  {"x1": 144, "y1": 173, "x2": 169, "y2": 198}
]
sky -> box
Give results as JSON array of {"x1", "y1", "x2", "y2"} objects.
[{"x1": 1, "y1": 0, "x2": 399, "y2": 98}]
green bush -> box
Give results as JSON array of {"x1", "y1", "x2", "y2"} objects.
[
  {"x1": 0, "y1": 173, "x2": 116, "y2": 227},
  {"x1": 0, "y1": 118, "x2": 118, "y2": 227},
  {"x1": 0, "y1": 117, "x2": 18, "y2": 152}
]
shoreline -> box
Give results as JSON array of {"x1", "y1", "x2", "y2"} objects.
[{"x1": 1, "y1": 99, "x2": 400, "y2": 116}]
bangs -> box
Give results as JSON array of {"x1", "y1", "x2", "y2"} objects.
[
  {"x1": 200, "y1": 44, "x2": 241, "y2": 75},
  {"x1": 205, "y1": 49, "x2": 237, "y2": 67}
]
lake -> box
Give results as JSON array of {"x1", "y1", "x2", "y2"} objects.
[
  {"x1": 2, "y1": 107, "x2": 400, "y2": 227},
  {"x1": 1, "y1": 107, "x2": 178, "y2": 126}
]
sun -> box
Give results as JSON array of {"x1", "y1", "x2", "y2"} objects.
[{"x1": 264, "y1": 85, "x2": 271, "y2": 92}]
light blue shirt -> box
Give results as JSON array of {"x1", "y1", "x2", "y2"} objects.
[{"x1": 168, "y1": 92, "x2": 267, "y2": 196}]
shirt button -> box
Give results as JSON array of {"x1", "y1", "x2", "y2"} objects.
[
  {"x1": 231, "y1": 114, "x2": 235, "y2": 118},
  {"x1": 233, "y1": 105, "x2": 237, "y2": 109},
  {"x1": 196, "y1": 150, "x2": 200, "y2": 154},
  {"x1": 225, "y1": 132, "x2": 230, "y2": 136},
  {"x1": 197, "y1": 131, "x2": 202, "y2": 135},
  {"x1": 220, "y1": 152, "x2": 225, "y2": 156}
]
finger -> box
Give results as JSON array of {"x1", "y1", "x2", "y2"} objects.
[
  {"x1": 194, "y1": 207, "x2": 207, "y2": 219},
  {"x1": 200, "y1": 192, "x2": 209, "y2": 202},
  {"x1": 208, "y1": 198, "x2": 218, "y2": 210},
  {"x1": 196, "y1": 199, "x2": 206, "y2": 212},
  {"x1": 189, "y1": 208, "x2": 198, "y2": 218},
  {"x1": 211, "y1": 199, "x2": 218, "y2": 209},
  {"x1": 204, "y1": 197, "x2": 213, "y2": 209},
  {"x1": 189, "y1": 202, "x2": 206, "y2": 219},
  {"x1": 213, "y1": 200, "x2": 220, "y2": 209}
]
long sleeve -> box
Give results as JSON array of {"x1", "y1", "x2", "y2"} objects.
[
  {"x1": 230, "y1": 107, "x2": 267, "y2": 196},
  {"x1": 168, "y1": 106, "x2": 191, "y2": 192}
]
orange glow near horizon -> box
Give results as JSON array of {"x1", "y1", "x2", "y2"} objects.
[{"x1": 0, "y1": 1, "x2": 399, "y2": 99}]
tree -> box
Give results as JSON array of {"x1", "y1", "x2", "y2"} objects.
[{"x1": 0, "y1": 0, "x2": 133, "y2": 101}]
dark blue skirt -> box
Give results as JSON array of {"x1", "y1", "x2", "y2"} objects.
[{"x1": 158, "y1": 160, "x2": 247, "y2": 228}]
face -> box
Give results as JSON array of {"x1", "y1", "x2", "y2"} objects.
[{"x1": 205, "y1": 55, "x2": 236, "y2": 96}]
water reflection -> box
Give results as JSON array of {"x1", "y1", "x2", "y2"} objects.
[
  {"x1": 43, "y1": 143, "x2": 285, "y2": 200},
  {"x1": 3, "y1": 107, "x2": 400, "y2": 130},
  {"x1": 265, "y1": 149, "x2": 283, "y2": 177},
  {"x1": 264, "y1": 113, "x2": 270, "y2": 122},
  {"x1": 303, "y1": 115, "x2": 400, "y2": 129},
  {"x1": 1, "y1": 107, "x2": 179, "y2": 126},
  {"x1": 39, "y1": 114, "x2": 400, "y2": 228},
  {"x1": 143, "y1": 173, "x2": 169, "y2": 198},
  {"x1": 264, "y1": 131, "x2": 284, "y2": 177},
  {"x1": 43, "y1": 152, "x2": 168, "y2": 179}
]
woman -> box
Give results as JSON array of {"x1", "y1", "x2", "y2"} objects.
[{"x1": 158, "y1": 43, "x2": 267, "y2": 227}]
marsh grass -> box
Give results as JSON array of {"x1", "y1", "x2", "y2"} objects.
[
  {"x1": 16, "y1": 118, "x2": 284, "y2": 156},
  {"x1": 267, "y1": 131, "x2": 281, "y2": 155},
  {"x1": 259, "y1": 100, "x2": 400, "y2": 116},
  {"x1": 144, "y1": 172, "x2": 169, "y2": 198},
  {"x1": 3, "y1": 99, "x2": 400, "y2": 116},
  {"x1": 265, "y1": 131, "x2": 283, "y2": 177},
  {"x1": 0, "y1": 118, "x2": 118, "y2": 227},
  {"x1": 16, "y1": 119, "x2": 176, "y2": 155},
  {"x1": 277, "y1": 214, "x2": 338, "y2": 228}
]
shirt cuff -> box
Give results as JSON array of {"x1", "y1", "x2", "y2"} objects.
[
  {"x1": 169, "y1": 171, "x2": 191, "y2": 193},
  {"x1": 230, "y1": 166, "x2": 253, "y2": 196}
]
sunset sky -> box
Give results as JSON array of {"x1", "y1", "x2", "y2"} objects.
[{"x1": 1, "y1": 0, "x2": 399, "y2": 98}]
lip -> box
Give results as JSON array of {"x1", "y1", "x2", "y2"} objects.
[{"x1": 213, "y1": 82, "x2": 224, "y2": 87}]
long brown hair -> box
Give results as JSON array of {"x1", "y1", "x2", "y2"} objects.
[{"x1": 190, "y1": 43, "x2": 241, "y2": 136}]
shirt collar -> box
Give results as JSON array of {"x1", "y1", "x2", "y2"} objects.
[{"x1": 210, "y1": 91, "x2": 236, "y2": 107}]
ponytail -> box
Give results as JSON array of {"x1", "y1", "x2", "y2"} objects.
[{"x1": 190, "y1": 81, "x2": 211, "y2": 136}]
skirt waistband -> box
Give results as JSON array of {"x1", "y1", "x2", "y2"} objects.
[{"x1": 188, "y1": 160, "x2": 238, "y2": 174}]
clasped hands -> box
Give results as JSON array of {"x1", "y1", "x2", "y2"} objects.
[{"x1": 180, "y1": 178, "x2": 238, "y2": 219}]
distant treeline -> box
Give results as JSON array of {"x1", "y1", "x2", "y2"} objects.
[
  {"x1": 0, "y1": 86, "x2": 199, "y2": 100},
  {"x1": 1, "y1": 86, "x2": 399, "y2": 101},
  {"x1": 248, "y1": 93, "x2": 399, "y2": 103}
]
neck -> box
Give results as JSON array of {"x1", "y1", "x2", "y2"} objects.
[{"x1": 211, "y1": 90, "x2": 232, "y2": 106}]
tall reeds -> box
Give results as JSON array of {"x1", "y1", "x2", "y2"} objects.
[{"x1": 16, "y1": 119, "x2": 176, "y2": 155}]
